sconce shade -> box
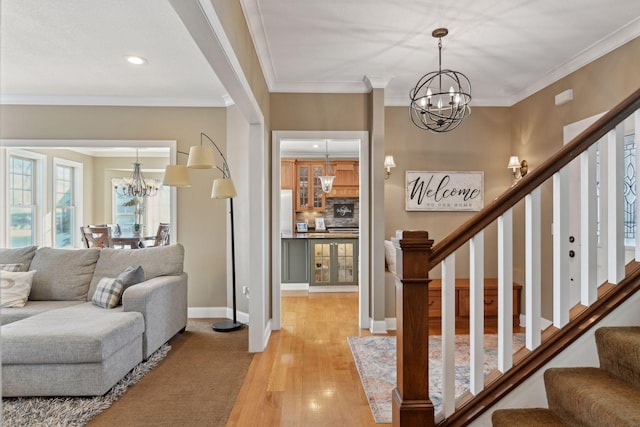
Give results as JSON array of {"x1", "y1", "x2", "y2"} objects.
[
  {"x1": 187, "y1": 145, "x2": 215, "y2": 169},
  {"x1": 384, "y1": 155, "x2": 396, "y2": 169},
  {"x1": 163, "y1": 165, "x2": 191, "y2": 187},
  {"x1": 211, "y1": 178, "x2": 237, "y2": 199},
  {"x1": 507, "y1": 156, "x2": 521, "y2": 170}
]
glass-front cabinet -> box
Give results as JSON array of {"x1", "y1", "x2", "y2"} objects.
[
  {"x1": 296, "y1": 162, "x2": 325, "y2": 211},
  {"x1": 310, "y1": 239, "x2": 358, "y2": 286}
]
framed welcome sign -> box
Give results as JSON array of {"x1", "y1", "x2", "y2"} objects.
[{"x1": 405, "y1": 171, "x2": 484, "y2": 211}]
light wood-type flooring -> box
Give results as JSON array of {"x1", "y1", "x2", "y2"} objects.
[{"x1": 227, "y1": 291, "x2": 389, "y2": 426}]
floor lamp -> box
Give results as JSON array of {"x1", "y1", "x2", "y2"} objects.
[{"x1": 163, "y1": 133, "x2": 243, "y2": 332}]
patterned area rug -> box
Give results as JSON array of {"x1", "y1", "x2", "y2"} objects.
[
  {"x1": 2, "y1": 344, "x2": 171, "y2": 427},
  {"x1": 348, "y1": 334, "x2": 526, "y2": 423}
]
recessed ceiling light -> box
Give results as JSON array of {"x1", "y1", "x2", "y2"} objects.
[
  {"x1": 124, "y1": 55, "x2": 147, "y2": 65},
  {"x1": 312, "y1": 144, "x2": 320, "y2": 148}
]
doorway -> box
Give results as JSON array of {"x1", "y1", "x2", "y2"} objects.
[{"x1": 271, "y1": 130, "x2": 370, "y2": 331}]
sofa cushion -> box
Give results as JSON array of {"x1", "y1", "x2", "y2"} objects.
[
  {"x1": 29, "y1": 247, "x2": 100, "y2": 301},
  {"x1": 92, "y1": 277, "x2": 123, "y2": 309},
  {"x1": 0, "y1": 300, "x2": 85, "y2": 325},
  {"x1": 1, "y1": 270, "x2": 36, "y2": 308},
  {"x1": 384, "y1": 240, "x2": 397, "y2": 274},
  {"x1": 0, "y1": 246, "x2": 38, "y2": 271},
  {"x1": 1, "y1": 303, "x2": 144, "y2": 364},
  {"x1": 88, "y1": 244, "x2": 184, "y2": 301}
]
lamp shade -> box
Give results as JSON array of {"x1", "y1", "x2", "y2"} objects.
[
  {"x1": 162, "y1": 165, "x2": 191, "y2": 187},
  {"x1": 384, "y1": 155, "x2": 396, "y2": 169},
  {"x1": 212, "y1": 178, "x2": 237, "y2": 199},
  {"x1": 507, "y1": 156, "x2": 521, "y2": 169},
  {"x1": 187, "y1": 145, "x2": 214, "y2": 169},
  {"x1": 318, "y1": 175, "x2": 335, "y2": 193}
]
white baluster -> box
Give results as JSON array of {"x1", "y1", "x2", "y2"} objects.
[
  {"x1": 553, "y1": 168, "x2": 569, "y2": 327},
  {"x1": 607, "y1": 124, "x2": 625, "y2": 284},
  {"x1": 580, "y1": 145, "x2": 598, "y2": 305},
  {"x1": 470, "y1": 231, "x2": 484, "y2": 395},
  {"x1": 498, "y1": 210, "x2": 513, "y2": 373},
  {"x1": 441, "y1": 254, "x2": 456, "y2": 417},
  {"x1": 526, "y1": 188, "x2": 541, "y2": 350}
]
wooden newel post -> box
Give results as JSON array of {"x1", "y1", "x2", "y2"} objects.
[{"x1": 392, "y1": 230, "x2": 435, "y2": 427}]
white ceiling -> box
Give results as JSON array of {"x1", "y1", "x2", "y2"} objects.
[{"x1": 1, "y1": 0, "x2": 639, "y2": 108}]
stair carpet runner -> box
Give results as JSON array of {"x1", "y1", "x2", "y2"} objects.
[{"x1": 492, "y1": 327, "x2": 640, "y2": 426}]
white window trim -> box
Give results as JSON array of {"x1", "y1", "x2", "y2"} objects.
[
  {"x1": 3, "y1": 148, "x2": 48, "y2": 247},
  {"x1": 53, "y1": 157, "x2": 83, "y2": 248}
]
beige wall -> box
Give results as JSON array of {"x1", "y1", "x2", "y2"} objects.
[
  {"x1": 384, "y1": 106, "x2": 513, "y2": 278},
  {"x1": 0, "y1": 105, "x2": 230, "y2": 308}
]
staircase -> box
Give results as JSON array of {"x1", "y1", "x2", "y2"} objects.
[
  {"x1": 492, "y1": 327, "x2": 640, "y2": 426},
  {"x1": 391, "y1": 87, "x2": 640, "y2": 427}
]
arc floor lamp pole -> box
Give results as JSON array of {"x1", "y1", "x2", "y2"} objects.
[{"x1": 167, "y1": 132, "x2": 243, "y2": 332}]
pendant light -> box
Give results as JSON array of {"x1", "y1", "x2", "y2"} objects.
[
  {"x1": 318, "y1": 140, "x2": 335, "y2": 193},
  {"x1": 409, "y1": 28, "x2": 472, "y2": 133}
]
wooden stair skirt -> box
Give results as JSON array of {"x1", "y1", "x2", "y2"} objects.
[{"x1": 492, "y1": 327, "x2": 640, "y2": 426}]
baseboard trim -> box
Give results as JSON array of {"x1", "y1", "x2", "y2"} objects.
[
  {"x1": 309, "y1": 285, "x2": 358, "y2": 293},
  {"x1": 281, "y1": 283, "x2": 309, "y2": 291},
  {"x1": 369, "y1": 318, "x2": 388, "y2": 334},
  {"x1": 385, "y1": 317, "x2": 397, "y2": 331},
  {"x1": 188, "y1": 307, "x2": 249, "y2": 325}
]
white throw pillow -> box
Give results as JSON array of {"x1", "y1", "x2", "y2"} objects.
[
  {"x1": 384, "y1": 240, "x2": 397, "y2": 274},
  {"x1": 0, "y1": 263, "x2": 24, "y2": 272},
  {"x1": 0, "y1": 270, "x2": 36, "y2": 308}
]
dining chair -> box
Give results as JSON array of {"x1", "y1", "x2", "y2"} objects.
[
  {"x1": 80, "y1": 226, "x2": 113, "y2": 248},
  {"x1": 143, "y1": 223, "x2": 171, "y2": 247}
]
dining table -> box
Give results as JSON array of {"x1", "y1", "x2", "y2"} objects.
[{"x1": 111, "y1": 234, "x2": 146, "y2": 249}]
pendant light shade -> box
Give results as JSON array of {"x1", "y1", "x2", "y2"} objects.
[
  {"x1": 162, "y1": 164, "x2": 191, "y2": 187},
  {"x1": 187, "y1": 145, "x2": 215, "y2": 169},
  {"x1": 318, "y1": 140, "x2": 335, "y2": 193}
]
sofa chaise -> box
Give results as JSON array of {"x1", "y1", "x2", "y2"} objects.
[{"x1": 0, "y1": 244, "x2": 187, "y2": 397}]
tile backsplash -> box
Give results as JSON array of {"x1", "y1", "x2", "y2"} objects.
[{"x1": 296, "y1": 198, "x2": 359, "y2": 229}]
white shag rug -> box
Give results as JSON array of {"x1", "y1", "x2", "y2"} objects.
[{"x1": 2, "y1": 344, "x2": 171, "y2": 427}]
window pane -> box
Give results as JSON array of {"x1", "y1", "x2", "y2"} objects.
[
  {"x1": 55, "y1": 207, "x2": 74, "y2": 248},
  {"x1": 9, "y1": 207, "x2": 34, "y2": 247}
]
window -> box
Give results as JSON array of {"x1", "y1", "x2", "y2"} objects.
[
  {"x1": 6, "y1": 150, "x2": 47, "y2": 248},
  {"x1": 54, "y1": 158, "x2": 82, "y2": 248},
  {"x1": 112, "y1": 180, "x2": 170, "y2": 236},
  {"x1": 8, "y1": 155, "x2": 37, "y2": 247}
]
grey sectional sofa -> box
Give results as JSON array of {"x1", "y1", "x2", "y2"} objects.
[{"x1": 0, "y1": 244, "x2": 188, "y2": 397}]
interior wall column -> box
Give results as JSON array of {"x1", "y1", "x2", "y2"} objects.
[{"x1": 365, "y1": 76, "x2": 388, "y2": 332}]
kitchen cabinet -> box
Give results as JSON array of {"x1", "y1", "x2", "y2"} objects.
[
  {"x1": 296, "y1": 162, "x2": 326, "y2": 211},
  {"x1": 310, "y1": 238, "x2": 358, "y2": 286},
  {"x1": 281, "y1": 158, "x2": 295, "y2": 190},
  {"x1": 326, "y1": 161, "x2": 359, "y2": 198},
  {"x1": 425, "y1": 278, "x2": 522, "y2": 329},
  {"x1": 281, "y1": 239, "x2": 309, "y2": 283}
]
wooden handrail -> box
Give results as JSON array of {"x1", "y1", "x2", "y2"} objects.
[{"x1": 429, "y1": 86, "x2": 640, "y2": 269}]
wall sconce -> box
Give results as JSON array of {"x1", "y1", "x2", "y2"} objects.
[
  {"x1": 384, "y1": 155, "x2": 396, "y2": 180},
  {"x1": 508, "y1": 156, "x2": 528, "y2": 181}
]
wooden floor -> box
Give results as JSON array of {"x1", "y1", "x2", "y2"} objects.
[{"x1": 227, "y1": 291, "x2": 389, "y2": 426}]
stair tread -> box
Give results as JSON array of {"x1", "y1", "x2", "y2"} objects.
[
  {"x1": 596, "y1": 327, "x2": 640, "y2": 388},
  {"x1": 492, "y1": 408, "x2": 568, "y2": 426},
  {"x1": 545, "y1": 367, "x2": 640, "y2": 426}
]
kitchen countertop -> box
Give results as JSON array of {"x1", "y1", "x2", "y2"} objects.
[{"x1": 282, "y1": 232, "x2": 359, "y2": 239}]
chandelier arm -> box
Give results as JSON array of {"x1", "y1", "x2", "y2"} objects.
[{"x1": 201, "y1": 132, "x2": 232, "y2": 179}]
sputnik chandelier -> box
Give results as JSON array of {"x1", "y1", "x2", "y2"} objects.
[{"x1": 409, "y1": 28, "x2": 472, "y2": 133}]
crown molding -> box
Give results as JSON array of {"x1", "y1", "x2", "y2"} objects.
[
  {"x1": 364, "y1": 76, "x2": 391, "y2": 90},
  {"x1": 0, "y1": 94, "x2": 228, "y2": 107},
  {"x1": 240, "y1": 0, "x2": 277, "y2": 92}
]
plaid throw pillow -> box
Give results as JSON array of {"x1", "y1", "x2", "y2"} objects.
[
  {"x1": 92, "y1": 277, "x2": 124, "y2": 309},
  {"x1": 0, "y1": 263, "x2": 24, "y2": 272}
]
